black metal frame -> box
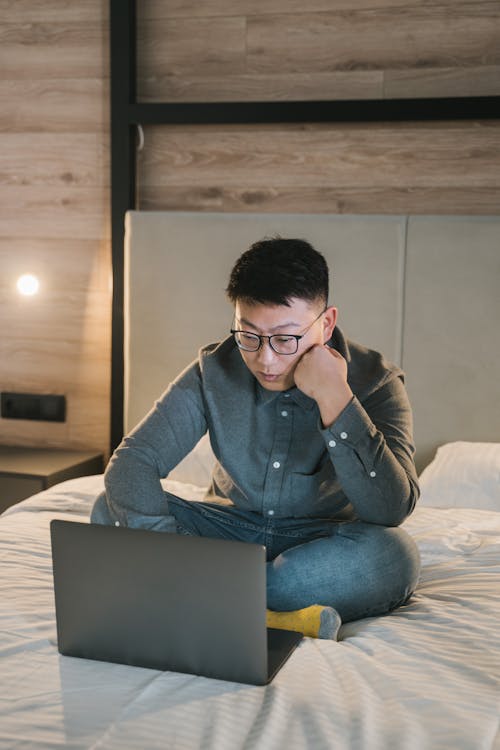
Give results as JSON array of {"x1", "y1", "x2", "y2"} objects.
[{"x1": 110, "y1": 0, "x2": 500, "y2": 451}]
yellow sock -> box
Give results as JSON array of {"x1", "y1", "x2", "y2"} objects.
[{"x1": 266, "y1": 604, "x2": 341, "y2": 640}]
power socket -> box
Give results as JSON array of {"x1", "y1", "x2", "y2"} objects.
[{"x1": 1, "y1": 392, "x2": 66, "y2": 422}]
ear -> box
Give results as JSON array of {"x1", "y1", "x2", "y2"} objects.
[{"x1": 322, "y1": 306, "x2": 337, "y2": 343}]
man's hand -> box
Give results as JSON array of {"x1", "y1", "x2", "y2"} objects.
[{"x1": 293, "y1": 345, "x2": 353, "y2": 427}]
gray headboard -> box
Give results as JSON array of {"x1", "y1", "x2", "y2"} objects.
[{"x1": 124, "y1": 211, "x2": 500, "y2": 472}]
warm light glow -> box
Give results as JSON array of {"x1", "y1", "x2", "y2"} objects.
[{"x1": 16, "y1": 274, "x2": 40, "y2": 296}]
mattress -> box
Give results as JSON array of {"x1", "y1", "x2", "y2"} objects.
[{"x1": 1, "y1": 442, "x2": 500, "y2": 750}]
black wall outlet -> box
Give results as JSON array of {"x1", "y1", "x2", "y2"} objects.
[{"x1": 1, "y1": 392, "x2": 66, "y2": 422}]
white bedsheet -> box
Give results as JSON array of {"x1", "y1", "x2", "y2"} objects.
[{"x1": 1, "y1": 476, "x2": 499, "y2": 750}]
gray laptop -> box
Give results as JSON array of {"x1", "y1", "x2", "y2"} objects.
[{"x1": 50, "y1": 520, "x2": 302, "y2": 685}]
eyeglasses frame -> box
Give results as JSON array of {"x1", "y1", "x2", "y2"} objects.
[{"x1": 230, "y1": 306, "x2": 328, "y2": 356}]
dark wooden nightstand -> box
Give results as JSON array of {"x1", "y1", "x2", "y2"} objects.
[{"x1": 0, "y1": 446, "x2": 104, "y2": 513}]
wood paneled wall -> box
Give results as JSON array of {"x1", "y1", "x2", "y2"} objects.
[
  {"x1": 138, "y1": 0, "x2": 500, "y2": 102},
  {"x1": 138, "y1": 121, "x2": 500, "y2": 214},
  {"x1": 0, "y1": 1, "x2": 498, "y2": 456},
  {"x1": 136, "y1": 0, "x2": 500, "y2": 214},
  {"x1": 0, "y1": 1, "x2": 111, "y2": 455}
]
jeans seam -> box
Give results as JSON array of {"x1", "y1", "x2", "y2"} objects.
[
  {"x1": 197, "y1": 508, "x2": 262, "y2": 532},
  {"x1": 198, "y1": 507, "x2": 334, "y2": 539}
]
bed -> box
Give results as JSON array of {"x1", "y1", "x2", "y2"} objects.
[
  {"x1": 1, "y1": 211, "x2": 500, "y2": 748},
  {"x1": 1, "y1": 442, "x2": 500, "y2": 749}
]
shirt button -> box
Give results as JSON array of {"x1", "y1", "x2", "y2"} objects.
[
  {"x1": 281, "y1": 410, "x2": 288, "y2": 417},
  {"x1": 329, "y1": 439, "x2": 336, "y2": 448},
  {"x1": 268, "y1": 510, "x2": 275, "y2": 516},
  {"x1": 370, "y1": 470, "x2": 377, "y2": 478},
  {"x1": 114, "y1": 521, "x2": 120, "y2": 527},
  {"x1": 273, "y1": 461, "x2": 281, "y2": 469},
  {"x1": 340, "y1": 431, "x2": 348, "y2": 440},
  {"x1": 284, "y1": 393, "x2": 290, "y2": 398}
]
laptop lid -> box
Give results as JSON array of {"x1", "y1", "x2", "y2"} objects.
[{"x1": 51, "y1": 520, "x2": 301, "y2": 685}]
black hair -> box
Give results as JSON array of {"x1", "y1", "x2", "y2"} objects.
[{"x1": 226, "y1": 237, "x2": 329, "y2": 307}]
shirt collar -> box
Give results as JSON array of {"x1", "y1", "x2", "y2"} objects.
[{"x1": 255, "y1": 381, "x2": 316, "y2": 411}]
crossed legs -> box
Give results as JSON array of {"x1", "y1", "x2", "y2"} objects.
[{"x1": 91, "y1": 491, "x2": 421, "y2": 624}]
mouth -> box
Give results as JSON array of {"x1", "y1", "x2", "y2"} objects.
[{"x1": 259, "y1": 372, "x2": 281, "y2": 382}]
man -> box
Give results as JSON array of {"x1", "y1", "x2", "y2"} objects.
[{"x1": 92, "y1": 237, "x2": 420, "y2": 640}]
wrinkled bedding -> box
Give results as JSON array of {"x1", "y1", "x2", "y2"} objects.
[{"x1": 0, "y1": 475, "x2": 499, "y2": 750}]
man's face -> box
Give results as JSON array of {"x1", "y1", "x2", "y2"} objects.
[{"x1": 234, "y1": 297, "x2": 336, "y2": 391}]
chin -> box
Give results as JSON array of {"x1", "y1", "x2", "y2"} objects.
[
  {"x1": 260, "y1": 381, "x2": 285, "y2": 391},
  {"x1": 256, "y1": 374, "x2": 290, "y2": 391}
]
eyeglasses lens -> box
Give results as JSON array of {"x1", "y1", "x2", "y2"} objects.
[{"x1": 233, "y1": 331, "x2": 298, "y2": 355}]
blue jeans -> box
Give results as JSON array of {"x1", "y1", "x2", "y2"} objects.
[{"x1": 91, "y1": 492, "x2": 421, "y2": 623}]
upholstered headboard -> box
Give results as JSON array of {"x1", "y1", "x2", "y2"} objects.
[{"x1": 124, "y1": 211, "x2": 500, "y2": 471}]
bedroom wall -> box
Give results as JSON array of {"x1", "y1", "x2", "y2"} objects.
[
  {"x1": 0, "y1": 1, "x2": 498, "y2": 458},
  {"x1": 137, "y1": 0, "x2": 500, "y2": 213},
  {"x1": 0, "y1": 1, "x2": 111, "y2": 456}
]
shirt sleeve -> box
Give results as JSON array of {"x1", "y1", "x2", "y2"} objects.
[
  {"x1": 320, "y1": 375, "x2": 420, "y2": 526},
  {"x1": 103, "y1": 362, "x2": 207, "y2": 526}
]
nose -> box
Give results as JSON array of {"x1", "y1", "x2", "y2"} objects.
[{"x1": 256, "y1": 338, "x2": 278, "y2": 366}]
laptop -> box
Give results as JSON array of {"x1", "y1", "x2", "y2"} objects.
[{"x1": 50, "y1": 519, "x2": 302, "y2": 685}]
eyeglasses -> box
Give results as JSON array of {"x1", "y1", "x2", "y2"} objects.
[{"x1": 231, "y1": 308, "x2": 327, "y2": 356}]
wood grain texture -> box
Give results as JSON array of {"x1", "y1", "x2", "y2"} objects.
[
  {"x1": 138, "y1": 1, "x2": 500, "y2": 101},
  {"x1": 0, "y1": 186, "x2": 109, "y2": 239},
  {"x1": 140, "y1": 0, "x2": 489, "y2": 20},
  {"x1": 0, "y1": 22, "x2": 108, "y2": 79},
  {"x1": 0, "y1": 237, "x2": 111, "y2": 452},
  {"x1": 384, "y1": 65, "x2": 500, "y2": 98},
  {"x1": 139, "y1": 185, "x2": 500, "y2": 215},
  {"x1": 245, "y1": 6, "x2": 500, "y2": 73},
  {"x1": 1, "y1": 0, "x2": 499, "y2": 456},
  {"x1": 139, "y1": 121, "x2": 500, "y2": 200},
  {"x1": 0, "y1": 0, "x2": 108, "y2": 23},
  {"x1": 139, "y1": 71, "x2": 384, "y2": 102},
  {"x1": 138, "y1": 17, "x2": 246, "y2": 78},
  {"x1": 0, "y1": 0, "x2": 111, "y2": 455},
  {"x1": 0, "y1": 133, "x2": 106, "y2": 186},
  {"x1": 0, "y1": 78, "x2": 108, "y2": 133}
]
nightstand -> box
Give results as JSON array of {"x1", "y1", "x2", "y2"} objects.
[{"x1": 0, "y1": 446, "x2": 104, "y2": 514}]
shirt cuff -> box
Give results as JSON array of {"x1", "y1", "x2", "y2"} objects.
[{"x1": 320, "y1": 396, "x2": 376, "y2": 450}]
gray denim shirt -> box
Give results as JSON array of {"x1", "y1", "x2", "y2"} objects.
[{"x1": 105, "y1": 327, "x2": 419, "y2": 527}]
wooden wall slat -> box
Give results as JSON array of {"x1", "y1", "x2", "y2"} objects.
[
  {"x1": 139, "y1": 71, "x2": 384, "y2": 103},
  {"x1": 138, "y1": 121, "x2": 500, "y2": 191},
  {"x1": 140, "y1": 0, "x2": 495, "y2": 20},
  {"x1": 0, "y1": 134, "x2": 105, "y2": 186},
  {"x1": 138, "y1": 17, "x2": 246, "y2": 77},
  {"x1": 0, "y1": 0, "x2": 108, "y2": 22},
  {"x1": 139, "y1": 184, "x2": 500, "y2": 215},
  {"x1": 138, "y1": 121, "x2": 500, "y2": 214},
  {"x1": 0, "y1": 22, "x2": 107, "y2": 79},
  {"x1": 384, "y1": 65, "x2": 500, "y2": 98},
  {"x1": 0, "y1": 186, "x2": 109, "y2": 239},
  {"x1": 0, "y1": 79, "x2": 107, "y2": 133},
  {"x1": 138, "y1": 1, "x2": 500, "y2": 101},
  {"x1": 139, "y1": 67, "x2": 500, "y2": 103},
  {"x1": 245, "y1": 7, "x2": 500, "y2": 74}
]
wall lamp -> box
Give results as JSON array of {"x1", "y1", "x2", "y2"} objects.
[{"x1": 16, "y1": 274, "x2": 40, "y2": 296}]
